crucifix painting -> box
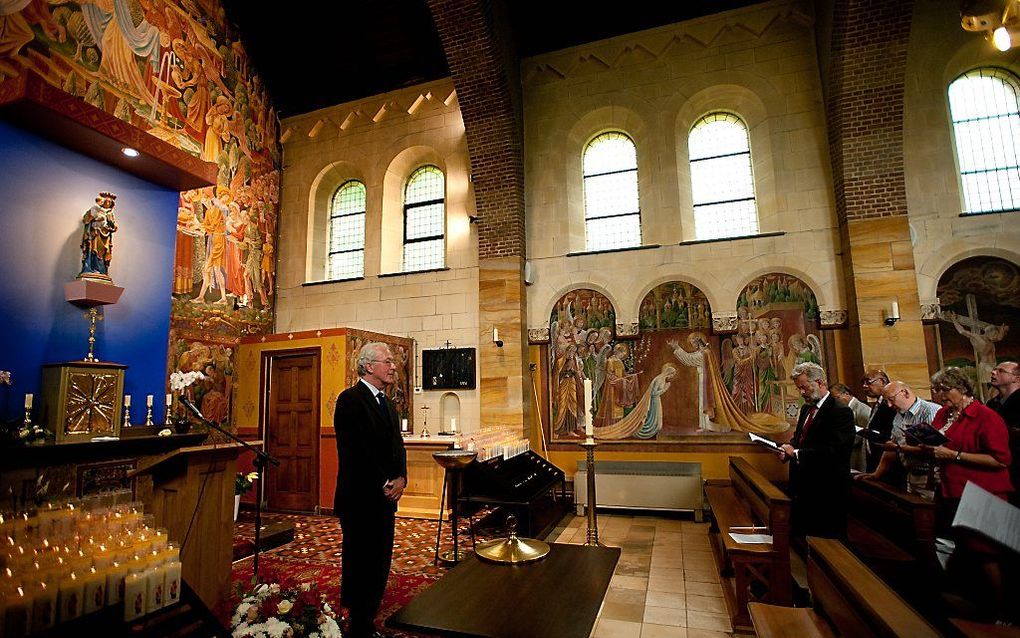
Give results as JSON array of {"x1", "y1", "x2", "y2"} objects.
[{"x1": 936, "y1": 257, "x2": 1020, "y2": 401}]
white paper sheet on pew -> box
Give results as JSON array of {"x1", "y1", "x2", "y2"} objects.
[
  {"x1": 728, "y1": 532, "x2": 773, "y2": 544},
  {"x1": 952, "y1": 482, "x2": 1020, "y2": 553}
]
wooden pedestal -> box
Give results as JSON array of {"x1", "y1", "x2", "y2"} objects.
[{"x1": 130, "y1": 441, "x2": 257, "y2": 611}]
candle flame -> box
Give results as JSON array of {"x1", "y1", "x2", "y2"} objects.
[{"x1": 17, "y1": 586, "x2": 24, "y2": 596}]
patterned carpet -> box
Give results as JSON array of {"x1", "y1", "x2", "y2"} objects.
[{"x1": 224, "y1": 508, "x2": 554, "y2": 634}]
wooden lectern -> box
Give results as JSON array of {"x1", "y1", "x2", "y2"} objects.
[{"x1": 130, "y1": 441, "x2": 259, "y2": 610}]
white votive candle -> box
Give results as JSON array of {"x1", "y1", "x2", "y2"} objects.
[
  {"x1": 583, "y1": 379, "x2": 593, "y2": 437},
  {"x1": 124, "y1": 395, "x2": 131, "y2": 408}
]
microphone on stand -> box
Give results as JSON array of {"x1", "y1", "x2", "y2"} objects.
[{"x1": 179, "y1": 396, "x2": 205, "y2": 421}]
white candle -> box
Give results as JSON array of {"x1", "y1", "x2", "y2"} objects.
[
  {"x1": 451, "y1": 417, "x2": 457, "y2": 433},
  {"x1": 24, "y1": 393, "x2": 32, "y2": 409},
  {"x1": 124, "y1": 395, "x2": 131, "y2": 408},
  {"x1": 164, "y1": 394, "x2": 171, "y2": 407},
  {"x1": 584, "y1": 379, "x2": 593, "y2": 437},
  {"x1": 145, "y1": 395, "x2": 153, "y2": 408},
  {"x1": 164, "y1": 559, "x2": 181, "y2": 606},
  {"x1": 123, "y1": 569, "x2": 146, "y2": 621},
  {"x1": 493, "y1": 328, "x2": 499, "y2": 342},
  {"x1": 82, "y1": 567, "x2": 105, "y2": 614},
  {"x1": 401, "y1": 418, "x2": 408, "y2": 432}
]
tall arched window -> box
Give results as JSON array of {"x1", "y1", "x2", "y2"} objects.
[
  {"x1": 328, "y1": 180, "x2": 366, "y2": 279},
  {"x1": 403, "y1": 166, "x2": 445, "y2": 271},
  {"x1": 583, "y1": 132, "x2": 640, "y2": 251},
  {"x1": 689, "y1": 112, "x2": 758, "y2": 240},
  {"x1": 948, "y1": 68, "x2": 1020, "y2": 214}
]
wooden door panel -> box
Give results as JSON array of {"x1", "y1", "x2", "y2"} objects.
[{"x1": 266, "y1": 352, "x2": 319, "y2": 512}]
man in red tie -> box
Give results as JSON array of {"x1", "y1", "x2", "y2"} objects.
[{"x1": 780, "y1": 362, "x2": 855, "y2": 539}]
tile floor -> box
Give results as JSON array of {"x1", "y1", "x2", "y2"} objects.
[{"x1": 547, "y1": 512, "x2": 753, "y2": 638}]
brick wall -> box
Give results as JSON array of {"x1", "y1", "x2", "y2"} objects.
[
  {"x1": 426, "y1": 0, "x2": 527, "y2": 260},
  {"x1": 825, "y1": 0, "x2": 914, "y2": 223}
]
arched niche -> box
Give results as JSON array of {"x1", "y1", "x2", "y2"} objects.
[
  {"x1": 439, "y1": 391, "x2": 461, "y2": 433},
  {"x1": 931, "y1": 256, "x2": 1020, "y2": 401}
]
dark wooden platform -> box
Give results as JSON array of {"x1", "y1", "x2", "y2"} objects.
[{"x1": 387, "y1": 543, "x2": 620, "y2": 638}]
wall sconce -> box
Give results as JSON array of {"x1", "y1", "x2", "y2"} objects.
[
  {"x1": 493, "y1": 327, "x2": 503, "y2": 348},
  {"x1": 884, "y1": 301, "x2": 900, "y2": 326}
]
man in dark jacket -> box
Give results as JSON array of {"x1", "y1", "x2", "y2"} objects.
[
  {"x1": 334, "y1": 342, "x2": 407, "y2": 638},
  {"x1": 781, "y1": 361, "x2": 856, "y2": 539}
]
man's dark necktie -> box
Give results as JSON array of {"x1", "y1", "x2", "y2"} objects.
[
  {"x1": 802, "y1": 404, "x2": 818, "y2": 438},
  {"x1": 376, "y1": 393, "x2": 388, "y2": 418}
]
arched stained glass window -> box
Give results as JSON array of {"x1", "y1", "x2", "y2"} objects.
[
  {"x1": 583, "y1": 132, "x2": 641, "y2": 251},
  {"x1": 948, "y1": 68, "x2": 1020, "y2": 214},
  {"x1": 689, "y1": 113, "x2": 758, "y2": 240},
  {"x1": 403, "y1": 166, "x2": 445, "y2": 271},
  {"x1": 328, "y1": 180, "x2": 366, "y2": 280}
]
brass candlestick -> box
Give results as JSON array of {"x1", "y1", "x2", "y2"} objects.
[
  {"x1": 144, "y1": 404, "x2": 154, "y2": 426},
  {"x1": 420, "y1": 404, "x2": 430, "y2": 438},
  {"x1": 580, "y1": 438, "x2": 601, "y2": 547},
  {"x1": 122, "y1": 401, "x2": 131, "y2": 430},
  {"x1": 164, "y1": 399, "x2": 173, "y2": 427}
]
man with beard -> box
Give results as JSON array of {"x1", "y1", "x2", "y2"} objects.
[{"x1": 780, "y1": 362, "x2": 855, "y2": 539}]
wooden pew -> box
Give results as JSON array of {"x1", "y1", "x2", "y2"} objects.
[
  {"x1": 704, "y1": 457, "x2": 792, "y2": 633},
  {"x1": 846, "y1": 477, "x2": 939, "y2": 596},
  {"x1": 749, "y1": 537, "x2": 942, "y2": 638}
]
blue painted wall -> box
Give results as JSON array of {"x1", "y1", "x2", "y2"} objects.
[{"x1": 0, "y1": 121, "x2": 179, "y2": 426}]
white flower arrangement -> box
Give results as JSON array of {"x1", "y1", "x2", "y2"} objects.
[
  {"x1": 230, "y1": 576, "x2": 342, "y2": 638},
  {"x1": 169, "y1": 370, "x2": 206, "y2": 392}
]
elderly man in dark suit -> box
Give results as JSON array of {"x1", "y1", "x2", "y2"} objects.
[
  {"x1": 334, "y1": 341, "x2": 407, "y2": 638},
  {"x1": 780, "y1": 361, "x2": 855, "y2": 539}
]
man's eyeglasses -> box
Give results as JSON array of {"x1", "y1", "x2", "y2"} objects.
[
  {"x1": 884, "y1": 388, "x2": 908, "y2": 402},
  {"x1": 371, "y1": 359, "x2": 396, "y2": 366},
  {"x1": 862, "y1": 377, "x2": 883, "y2": 386}
]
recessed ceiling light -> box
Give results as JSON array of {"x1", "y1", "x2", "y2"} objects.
[{"x1": 121, "y1": 147, "x2": 140, "y2": 157}]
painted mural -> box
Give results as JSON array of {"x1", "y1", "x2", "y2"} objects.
[
  {"x1": 935, "y1": 256, "x2": 1020, "y2": 402},
  {"x1": 547, "y1": 276, "x2": 824, "y2": 444},
  {"x1": 1, "y1": 0, "x2": 281, "y2": 427},
  {"x1": 167, "y1": 332, "x2": 234, "y2": 425},
  {"x1": 730, "y1": 273, "x2": 822, "y2": 424},
  {"x1": 345, "y1": 330, "x2": 414, "y2": 422}
]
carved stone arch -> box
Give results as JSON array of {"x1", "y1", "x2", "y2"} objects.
[
  {"x1": 306, "y1": 160, "x2": 367, "y2": 281},
  {"x1": 628, "y1": 273, "x2": 723, "y2": 322},
  {"x1": 538, "y1": 282, "x2": 623, "y2": 330},
  {"x1": 917, "y1": 244, "x2": 1020, "y2": 305},
  {"x1": 635, "y1": 279, "x2": 715, "y2": 334},
  {"x1": 670, "y1": 74, "x2": 782, "y2": 242},
  {"x1": 724, "y1": 259, "x2": 834, "y2": 315},
  {"x1": 564, "y1": 103, "x2": 654, "y2": 252},
  {"x1": 380, "y1": 146, "x2": 447, "y2": 273}
]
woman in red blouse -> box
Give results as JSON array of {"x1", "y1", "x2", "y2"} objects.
[{"x1": 928, "y1": 367, "x2": 1013, "y2": 622}]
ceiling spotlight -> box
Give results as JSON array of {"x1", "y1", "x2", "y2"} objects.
[
  {"x1": 121, "y1": 147, "x2": 140, "y2": 157},
  {"x1": 993, "y1": 25, "x2": 1020, "y2": 50}
]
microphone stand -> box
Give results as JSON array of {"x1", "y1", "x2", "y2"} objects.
[{"x1": 181, "y1": 398, "x2": 279, "y2": 585}]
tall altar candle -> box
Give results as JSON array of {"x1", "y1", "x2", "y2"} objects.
[
  {"x1": 401, "y1": 418, "x2": 408, "y2": 433},
  {"x1": 145, "y1": 395, "x2": 153, "y2": 408},
  {"x1": 24, "y1": 394, "x2": 32, "y2": 410},
  {"x1": 164, "y1": 394, "x2": 171, "y2": 407},
  {"x1": 450, "y1": 417, "x2": 457, "y2": 433},
  {"x1": 583, "y1": 379, "x2": 593, "y2": 437},
  {"x1": 124, "y1": 395, "x2": 131, "y2": 408}
]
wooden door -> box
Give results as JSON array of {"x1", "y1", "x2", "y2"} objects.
[{"x1": 264, "y1": 351, "x2": 319, "y2": 512}]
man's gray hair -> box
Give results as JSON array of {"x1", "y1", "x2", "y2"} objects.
[
  {"x1": 356, "y1": 342, "x2": 390, "y2": 376},
  {"x1": 790, "y1": 361, "x2": 826, "y2": 384}
]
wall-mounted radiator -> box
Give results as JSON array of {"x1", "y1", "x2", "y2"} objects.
[{"x1": 574, "y1": 461, "x2": 703, "y2": 521}]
